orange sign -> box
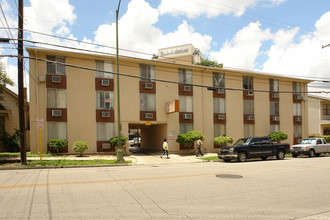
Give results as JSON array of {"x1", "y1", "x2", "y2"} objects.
[{"x1": 166, "y1": 100, "x2": 179, "y2": 114}]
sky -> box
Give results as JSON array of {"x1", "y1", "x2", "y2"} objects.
[{"x1": 0, "y1": 0, "x2": 330, "y2": 94}]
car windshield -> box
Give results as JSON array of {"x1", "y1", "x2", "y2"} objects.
[
  {"x1": 301, "y1": 139, "x2": 316, "y2": 144},
  {"x1": 233, "y1": 138, "x2": 248, "y2": 146}
]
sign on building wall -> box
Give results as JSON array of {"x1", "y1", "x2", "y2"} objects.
[
  {"x1": 166, "y1": 100, "x2": 179, "y2": 114},
  {"x1": 37, "y1": 118, "x2": 44, "y2": 129}
]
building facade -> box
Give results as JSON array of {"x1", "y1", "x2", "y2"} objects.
[
  {"x1": 27, "y1": 45, "x2": 310, "y2": 154},
  {"x1": 308, "y1": 87, "x2": 330, "y2": 136}
]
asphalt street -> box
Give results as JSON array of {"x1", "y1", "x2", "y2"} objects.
[{"x1": 1, "y1": 155, "x2": 330, "y2": 219}]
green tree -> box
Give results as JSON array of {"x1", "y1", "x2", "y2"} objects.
[
  {"x1": 213, "y1": 136, "x2": 233, "y2": 147},
  {"x1": 72, "y1": 141, "x2": 88, "y2": 157},
  {"x1": 196, "y1": 59, "x2": 223, "y2": 68},
  {"x1": 269, "y1": 131, "x2": 288, "y2": 143},
  {"x1": 0, "y1": 62, "x2": 14, "y2": 100}
]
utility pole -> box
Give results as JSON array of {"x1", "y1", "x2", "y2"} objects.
[
  {"x1": 116, "y1": 0, "x2": 124, "y2": 162},
  {"x1": 18, "y1": 0, "x2": 26, "y2": 165}
]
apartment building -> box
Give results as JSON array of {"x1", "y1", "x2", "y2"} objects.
[
  {"x1": 27, "y1": 45, "x2": 310, "y2": 154},
  {"x1": 308, "y1": 87, "x2": 330, "y2": 136}
]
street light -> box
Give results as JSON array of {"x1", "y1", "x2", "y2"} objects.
[{"x1": 116, "y1": 0, "x2": 124, "y2": 162}]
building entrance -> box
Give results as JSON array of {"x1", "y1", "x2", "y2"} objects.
[{"x1": 129, "y1": 123, "x2": 167, "y2": 153}]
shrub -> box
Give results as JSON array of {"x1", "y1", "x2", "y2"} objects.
[
  {"x1": 213, "y1": 136, "x2": 233, "y2": 147},
  {"x1": 0, "y1": 129, "x2": 20, "y2": 152},
  {"x1": 72, "y1": 141, "x2": 88, "y2": 157},
  {"x1": 109, "y1": 136, "x2": 128, "y2": 147},
  {"x1": 269, "y1": 131, "x2": 288, "y2": 143},
  {"x1": 176, "y1": 130, "x2": 205, "y2": 144},
  {"x1": 47, "y1": 139, "x2": 67, "y2": 155}
]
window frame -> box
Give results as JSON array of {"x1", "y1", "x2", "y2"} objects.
[
  {"x1": 95, "y1": 60, "x2": 114, "y2": 79},
  {"x1": 140, "y1": 93, "x2": 156, "y2": 111},
  {"x1": 46, "y1": 55, "x2": 66, "y2": 75},
  {"x1": 96, "y1": 91, "x2": 114, "y2": 110},
  {"x1": 178, "y1": 69, "x2": 192, "y2": 84},
  {"x1": 140, "y1": 64, "x2": 155, "y2": 82}
]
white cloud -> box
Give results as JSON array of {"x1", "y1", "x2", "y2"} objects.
[
  {"x1": 158, "y1": 0, "x2": 287, "y2": 18},
  {"x1": 94, "y1": 0, "x2": 212, "y2": 58},
  {"x1": 262, "y1": 12, "x2": 330, "y2": 79},
  {"x1": 209, "y1": 22, "x2": 271, "y2": 69}
]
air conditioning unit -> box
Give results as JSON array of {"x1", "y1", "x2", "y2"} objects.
[
  {"x1": 101, "y1": 111, "x2": 110, "y2": 117},
  {"x1": 295, "y1": 116, "x2": 302, "y2": 122},
  {"x1": 246, "y1": 90, "x2": 254, "y2": 96},
  {"x1": 144, "y1": 113, "x2": 153, "y2": 119},
  {"x1": 102, "y1": 143, "x2": 111, "y2": 149},
  {"x1": 217, "y1": 115, "x2": 225, "y2": 120},
  {"x1": 246, "y1": 115, "x2": 254, "y2": 120},
  {"x1": 272, "y1": 93, "x2": 280, "y2": 98},
  {"x1": 183, "y1": 113, "x2": 192, "y2": 120},
  {"x1": 51, "y1": 110, "x2": 62, "y2": 117},
  {"x1": 51, "y1": 75, "x2": 61, "y2": 83},
  {"x1": 272, "y1": 116, "x2": 280, "y2": 121},
  {"x1": 144, "y1": 83, "x2": 153, "y2": 89},
  {"x1": 182, "y1": 85, "x2": 191, "y2": 92},
  {"x1": 216, "y1": 88, "x2": 225, "y2": 94},
  {"x1": 295, "y1": 95, "x2": 303, "y2": 100},
  {"x1": 101, "y1": 79, "x2": 109, "y2": 86}
]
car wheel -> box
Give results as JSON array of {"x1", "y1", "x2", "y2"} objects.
[
  {"x1": 223, "y1": 159, "x2": 231, "y2": 162},
  {"x1": 238, "y1": 152, "x2": 247, "y2": 162},
  {"x1": 261, "y1": 157, "x2": 268, "y2": 161},
  {"x1": 276, "y1": 150, "x2": 285, "y2": 160},
  {"x1": 292, "y1": 154, "x2": 298, "y2": 158},
  {"x1": 308, "y1": 149, "x2": 315, "y2": 157}
]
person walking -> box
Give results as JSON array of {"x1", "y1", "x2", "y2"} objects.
[
  {"x1": 160, "y1": 138, "x2": 169, "y2": 159},
  {"x1": 196, "y1": 138, "x2": 203, "y2": 157}
]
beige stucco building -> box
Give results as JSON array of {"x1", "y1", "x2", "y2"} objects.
[
  {"x1": 308, "y1": 87, "x2": 330, "y2": 136},
  {"x1": 27, "y1": 45, "x2": 310, "y2": 154},
  {"x1": 0, "y1": 87, "x2": 30, "y2": 152}
]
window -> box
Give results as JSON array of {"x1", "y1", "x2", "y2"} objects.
[
  {"x1": 244, "y1": 100, "x2": 254, "y2": 114},
  {"x1": 95, "y1": 60, "x2": 113, "y2": 79},
  {"x1": 47, "y1": 89, "x2": 66, "y2": 108},
  {"x1": 324, "y1": 128, "x2": 330, "y2": 135},
  {"x1": 214, "y1": 124, "x2": 226, "y2": 137},
  {"x1": 47, "y1": 122, "x2": 67, "y2": 140},
  {"x1": 213, "y1": 98, "x2": 225, "y2": 114},
  {"x1": 270, "y1": 79, "x2": 279, "y2": 92},
  {"x1": 46, "y1": 55, "x2": 66, "y2": 75},
  {"x1": 294, "y1": 124, "x2": 302, "y2": 138},
  {"x1": 140, "y1": 65, "x2": 155, "y2": 81},
  {"x1": 270, "y1": 124, "x2": 280, "y2": 133},
  {"x1": 179, "y1": 96, "x2": 193, "y2": 112},
  {"x1": 293, "y1": 82, "x2": 301, "y2": 93},
  {"x1": 180, "y1": 123, "x2": 193, "y2": 134},
  {"x1": 323, "y1": 104, "x2": 330, "y2": 115},
  {"x1": 96, "y1": 91, "x2": 114, "y2": 110},
  {"x1": 213, "y1": 72, "x2": 225, "y2": 88},
  {"x1": 97, "y1": 123, "x2": 115, "y2": 141},
  {"x1": 270, "y1": 101, "x2": 279, "y2": 115},
  {"x1": 178, "y1": 69, "x2": 192, "y2": 84},
  {"x1": 293, "y1": 103, "x2": 302, "y2": 116},
  {"x1": 140, "y1": 93, "x2": 155, "y2": 111},
  {"x1": 244, "y1": 124, "x2": 254, "y2": 138},
  {"x1": 243, "y1": 76, "x2": 253, "y2": 90}
]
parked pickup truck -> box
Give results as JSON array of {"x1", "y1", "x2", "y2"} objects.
[
  {"x1": 218, "y1": 137, "x2": 290, "y2": 162},
  {"x1": 290, "y1": 138, "x2": 330, "y2": 157}
]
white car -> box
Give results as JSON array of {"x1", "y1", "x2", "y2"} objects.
[{"x1": 290, "y1": 138, "x2": 330, "y2": 157}]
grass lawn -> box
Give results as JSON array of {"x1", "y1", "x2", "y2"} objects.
[
  {"x1": 197, "y1": 156, "x2": 219, "y2": 162},
  {"x1": 0, "y1": 152, "x2": 60, "y2": 158},
  {"x1": 1, "y1": 159, "x2": 131, "y2": 168}
]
